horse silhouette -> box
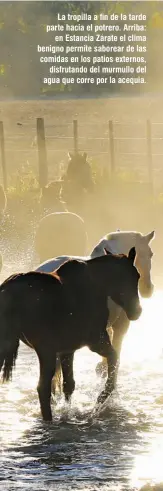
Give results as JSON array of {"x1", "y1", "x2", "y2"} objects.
[
  {"x1": 0, "y1": 248, "x2": 141, "y2": 421},
  {"x1": 37, "y1": 229, "x2": 154, "y2": 390}
]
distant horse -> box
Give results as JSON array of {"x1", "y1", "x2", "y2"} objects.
[
  {"x1": 61, "y1": 152, "x2": 94, "y2": 212},
  {"x1": 0, "y1": 248, "x2": 141, "y2": 421},
  {"x1": 62, "y1": 152, "x2": 94, "y2": 191},
  {"x1": 35, "y1": 211, "x2": 88, "y2": 263},
  {"x1": 37, "y1": 229, "x2": 154, "y2": 388}
]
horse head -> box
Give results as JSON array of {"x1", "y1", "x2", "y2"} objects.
[
  {"x1": 91, "y1": 230, "x2": 155, "y2": 299},
  {"x1": 135, "y1": 230, "x2": 155, "y2": 298},
  {"x1": 105, "y1": 247, "x2": 142, "y2": 322},
  {"x1": 66, "y1": 152, "x2": 94, "y2": 191}
]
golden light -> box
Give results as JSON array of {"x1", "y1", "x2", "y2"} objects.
[
  {"x1": 131, "y1": 436, "x2": 163, "y2": 489},
  {"x1": 121, "y1": 290, "x2": 163, "y2": 363}
]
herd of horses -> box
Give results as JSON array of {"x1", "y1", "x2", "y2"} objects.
[
  {"x1": 0, "y1": 221, "x2": 154, "y2": 421},
  {"x1": 0, "y1": 152, "x2": 155, "y2": 422},
  {"x1": 0, "y1": 246, "x2": 141, "y2": 421}
]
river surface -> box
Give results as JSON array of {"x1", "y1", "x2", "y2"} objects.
[{"x1": 0, "y1": 248, "x2": 163, "y2": 491}]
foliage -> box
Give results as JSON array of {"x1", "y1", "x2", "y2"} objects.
[{"x1": 7, "y1": 165, "x2": 39, "y2": 198}]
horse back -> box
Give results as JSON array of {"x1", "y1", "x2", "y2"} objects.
[
  {"x1": 0, "y1": 267, "x2": 91, "y2": 315},
  {"x1": 0, "y1": 271, "x2": 61, "y2": 299}
]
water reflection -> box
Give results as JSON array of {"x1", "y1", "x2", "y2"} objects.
[{"x1": 131, "y1": 435, "x2": 163, "y2": 489}]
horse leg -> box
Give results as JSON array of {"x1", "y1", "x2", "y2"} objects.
[
  {"x1": 89, "y1": 330, "x2": 118, "y2": 406},
  {"x1": 96, "y1": 312, "x2": 130, "y2": 383},
  {"x1": 111, "y1": 311, "x2": 130, "y2": 384},
  {"x1": 60, "y1": 352, "x2": 75, "y2": 402},
  {"x1": 51, "y1": 355, "x2": 62, "y2": 396},
  {"x1": 37, "y1": 353, "x2": 56, "y2": 421},
  {"x1": 95, "y1": 326, "x2": 113, "y2": 378}
]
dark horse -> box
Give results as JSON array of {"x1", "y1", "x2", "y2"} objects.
[
  {"x1": 62, "y1": 152, "x2": 94, "y2": 192},
  {"x1": 61, "y1": 152, "x2": 94, "y2": 213},
  {"x1": 0, "y1": 248, "x2": 141, "y2": 421}
]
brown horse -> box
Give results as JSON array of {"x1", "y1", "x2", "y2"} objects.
[{"x1": 0, "y1": 248, "x2": 141, "y2": 421}]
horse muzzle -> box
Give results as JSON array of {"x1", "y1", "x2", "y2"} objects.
[
  {"x1": 139, "y1": 279, "x2": 154, "y2": 298},
  {"x1": 126, "y1": 303, "x2": 142, "y2": 321}
]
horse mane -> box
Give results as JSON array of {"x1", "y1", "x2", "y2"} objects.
[
  {"x1": 49, "y1": 271, "x2": 62, "y2": 283},
  {"x1": 90, "y1": 252, "x2": 126, "y2": 264},
  {"x1": 111, "y1": 253, "x2": 126, "y2": 258},
  {"x1": 55, "y1": 258, "x2": 86, "y2": 280}
]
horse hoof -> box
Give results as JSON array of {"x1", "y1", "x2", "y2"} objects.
[
  {"x1": 96, "y1": 385, "x2": 114, "y2": 407},
  {"x1": 65, "y1": 394, "x2": 72, "y2": 404},
  {"x1": 42, "y1": 415, "x2": 53, "y2": 422},
  {"x1": 96, "y1": 391, "x2": 108, "y2": 406}
]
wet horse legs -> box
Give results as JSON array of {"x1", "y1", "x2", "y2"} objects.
[
  {"x1": 111, "y1": 312, "x2": 130, "y2": 384},
  {"x1": 89, "y1": 329, "x2": 118, "y2": 405},
  {"x1": 96, "y1": 311, "x2": 130, "y2": 384},
  {"x1": 59, "y1": 331, "x2": 117, "y2": 406},
  {"x1": 60, "y1": 352, "x2": 75, "y2": 401},
  {"x1": 37, "y1": 352, "x2": 57, "y2": 421}
]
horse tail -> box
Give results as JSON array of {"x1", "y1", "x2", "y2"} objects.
[
  {"x1": 52, "y1": 355, "x2": 62, "y2": 395},
  {"x1": 0, "y1": 338, "x2": 20, "y2": 382}
]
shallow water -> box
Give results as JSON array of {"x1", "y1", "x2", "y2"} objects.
[{"x1": 0, "y1": 249, "x2": 163, "y2": 491}]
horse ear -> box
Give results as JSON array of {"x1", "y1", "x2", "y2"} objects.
[
  {"x1": 103, "y1": 248, "x2": 112, "y2": 256},
  {"x1": 144, "y1": 230, "x2": 155, "y2": 243},
  {"x1": 128, "y1": 247, "x2": 136, "y2": 263}
]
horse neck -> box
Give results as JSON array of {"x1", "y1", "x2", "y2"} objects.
[
  {"x1": 103, "y1": 232, "x2": 139, "y2": 255},
  {"x1": 88, "y1": 256, "x2": 117, "y2": 297}
]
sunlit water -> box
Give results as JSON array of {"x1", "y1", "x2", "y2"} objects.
[{"x1": 0, "y1": 247, "x2": 163, "y2": 491}]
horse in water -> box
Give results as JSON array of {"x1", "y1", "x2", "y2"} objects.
[
  {"x1": 37, "y1": 229, "x2": 154, "y2": 389},
  {"x1": 0, "y1": 248, "x2": 141, "y2": 421}
]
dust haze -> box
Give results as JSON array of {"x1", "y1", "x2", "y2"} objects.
[{"x1": 0, "y1": 96, "x2": 162, "y2": 288}]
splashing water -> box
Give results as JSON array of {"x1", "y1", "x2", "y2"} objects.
[{"x1": 0, "y1": 249, "x2": 163, "y2": 491}]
